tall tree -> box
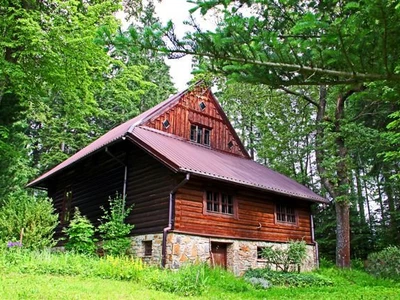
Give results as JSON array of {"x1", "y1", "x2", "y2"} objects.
[{"x1": 128, "y1": 0, "x2": 400, "y2": 267}]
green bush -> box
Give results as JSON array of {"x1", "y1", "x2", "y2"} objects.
[
  {"x1": 98, "y1": 194, "x2": 134, "y2": 256},
  {"x1": 63, "y1": 208, "x2": 96, "y2": 254},
  {"x1": 366, "y1": 246, "x2": 400, "y2": 280},
  {"x1": 146, "y1": 264, "x2": 208, "y2": 296},
  {"x1": 261, "y1": 240, "x2": 307, "y2": 272},
  {"x1": 244, "y1": 268, "x2": 333, "y2": 287},
  {"x1": 0, "y1": 191, "x2": 58, "y2": 249}
]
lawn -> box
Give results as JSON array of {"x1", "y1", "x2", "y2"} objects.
[
  {"x1": 2, "y1": 269, "x2": 399, "y2": 300},
  {"x1": 1, "y1": 250, "x2": 399, "y2": 299}
]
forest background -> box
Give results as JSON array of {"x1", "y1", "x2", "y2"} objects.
[{"x1": 0, "y1": 0, "x2": 399, "y2": 268}]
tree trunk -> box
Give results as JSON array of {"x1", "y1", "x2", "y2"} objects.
[{"x1": 335, "y1": 201, "x2": 351, "y2": 267}]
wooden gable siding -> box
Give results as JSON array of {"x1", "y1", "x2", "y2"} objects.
[
  {"x1": 143, "y1": 87, "x2": 247, "y2": 158},
  {"x1": 126, "y1": 146, "x2": 175, "y2": 235},
  {"x1": 173, "y1": 180, "x2": 313, "y2": 244}
]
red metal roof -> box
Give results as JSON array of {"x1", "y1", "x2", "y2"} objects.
[
  {"x1": 28, "y1": 84, "x2": 327, "y2": 204},
  {"x1": 129, "y1": 126, "x2": 327, "y2": 203},
  {"x1": 27, "y1": 89, "x2": 186, "y2": 188}
]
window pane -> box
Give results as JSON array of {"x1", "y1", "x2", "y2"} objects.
[
  {"x1": 190, "y1": 125, "x2": 196, "y2": 141},
  {"x1": 197, "y1": 127, "x2": 202, "y2": 143},
  {"x1": 204, "y1": 129, "x2": 210, "y2": 145}
]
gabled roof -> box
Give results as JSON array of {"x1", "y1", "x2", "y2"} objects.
[
  {"x1": 129, "y1": 126, "x2": 327, "y2": 203},
  {"x1": 27, "y1": 83, "x2": 327, "y2": 204}
]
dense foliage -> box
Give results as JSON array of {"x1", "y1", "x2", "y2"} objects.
[
  {"x1": 0, "y1": 191, "x2": 58, "y2": 249},
  {"x1": 98, "y1": 194, "x2": 134, "y2": 256},
  {"x1": 366, "y1": 246, "x2": 400, "y2": 280},
  {"x1": 63, "y1": 208, "x2": 97, "y2": 254},
  {"x1": 244, "y1": 268, "x2": 333, "y2": 288},
  {"x1": 260, "y1": 240, "x2": 307, "y2": 272}
]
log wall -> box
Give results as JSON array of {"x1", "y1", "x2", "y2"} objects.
[{"x1": 174, "y1": 179, "x2": 313, "y2": 244}]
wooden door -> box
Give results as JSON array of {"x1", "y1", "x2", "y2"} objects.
[{"x1": 211, "y1": 242, "x2": 227, "y2": 268}]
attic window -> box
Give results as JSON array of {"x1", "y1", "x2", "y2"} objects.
[
  {"x1": 276, "y1": 204, "x2": 296, "y2": 224},
  {"x1": 162, "y1": 120, "x2": 170, "y2": 129},
  {"x1": 199, "y1": 101, "x2": 206, "y2": 111},
  {"x1": 190, "y1": 125, "x2": 211, "y2": 146},
  {"x1": 228, "y1": 141, "x2": 234, "y2": 149}
]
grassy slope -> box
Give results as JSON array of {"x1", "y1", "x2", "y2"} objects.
[{"x1": 2, "y1": 268, "x2": 399, "y2": 300}]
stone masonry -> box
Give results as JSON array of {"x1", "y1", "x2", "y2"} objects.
[{"x1": 132, "y1": 232, "x2": 317, "y2": 275}]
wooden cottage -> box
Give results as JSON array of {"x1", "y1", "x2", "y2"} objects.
[{"x1": 28, "y1": 83, "x2": 327, "y2": 274}]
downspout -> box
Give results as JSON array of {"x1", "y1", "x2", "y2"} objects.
[
  {"x1": 105, "y1": 144, "x2": 128, "y2": 198},
  {"x1": 310, "y1": 214, "x2": 319, "y2": 268},
  {"x1": 162, "y1": 173, "x2": 190, "y2": 268}
]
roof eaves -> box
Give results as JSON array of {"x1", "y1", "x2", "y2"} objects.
[
  {"x1": 178, "y1": 167, "x2": 328, "y2": 204},
  {"x1": 26, "y1": 135, "x2": 125, "y2": 188}
]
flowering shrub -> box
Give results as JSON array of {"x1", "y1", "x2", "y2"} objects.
[{"x1": 7, "y1": 241, "x2": 23, "y2": 248}]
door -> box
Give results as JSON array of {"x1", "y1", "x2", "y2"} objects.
[{"x1": 211, "y1": 242, "x2": 227, "y2": 268}]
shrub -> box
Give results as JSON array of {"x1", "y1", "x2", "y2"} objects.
[
  {"x1": 244, "y1": 268, "x2": 333, "y2": 287},
  {"x1": 0, "y1": 191, "x2": 58, "y2": 249},
  {"x1": 261, "y1": 240, "x2": 307, "y2": 272},
  {"x1": 366, "y1": 246, "x2": 400, "y2": 280},
  {"x1": 63, "y1": 208, "x2": 96, "y2": 254},
  {"x1": 98, "y1": 194, "x2": 134, "y2": 256}
]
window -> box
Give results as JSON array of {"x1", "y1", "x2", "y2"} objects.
[
  {"x1": 199, "y1": 101, "x2": 206, "y2": 110},
  {"x1": 61, "y1": 188, "x2": 73, "y2": 225},
  {"x1": 190, "y1": 125, "x2": 211, "y2": 146},
  {"x1": 162, "y1": 119, "x2": 170, "y2": 129},
  {"x1": 228, "y1": 141, "x2": 234, "y2": 149},
  {"x1": 143, "y1": 241, "x2": 152, "y2": 256},
  {"x1": 257, "y1": 247, "x2": 265, "y2": 260},
  {"x1": 276, "y1": 204, "x2": 296, "y2": 224},
  {"x1": 206, "y1": 191, "x2": 234, "y2": 215}
]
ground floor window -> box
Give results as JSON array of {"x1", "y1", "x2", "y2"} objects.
[
  {"x1": 206, "y1": 191, "x2": 234, "y2": 215},
  {"x1": 276, "y1": 204, "x2": 296, "y2": 224}
]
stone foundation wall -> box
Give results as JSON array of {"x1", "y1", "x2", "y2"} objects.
[
  {"x1": 166, "y1": 233, "x2": 317, "y2": 275},
  {"x1": 131, "y1": 232, "x2": 317, "y2": 275},
  {"x1": 130, "y1": 233, "x2": 163, "y2": 265}
]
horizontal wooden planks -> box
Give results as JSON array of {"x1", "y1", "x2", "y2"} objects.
[{"x1": 174, "y1": 180, "x2": 313, "y2": 243}]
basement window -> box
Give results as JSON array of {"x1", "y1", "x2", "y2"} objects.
[
  {"x1": 143, "y1": 241, "x2": 152, "y2": 256},
  {"x1": 257, "y1": 247, "x2": 265, "y2": 260},
  {"x1": 206, "y1": 191, "x2": 234, "y2": 215},
  {"x1": 190, "y1": 125, "x2": 211, "y2": 146},
  {"x1": 276, "y1": 204, "x2": 296, "y2": 224},
  {"x1": 162, "y1": 119, "x2": 170, "y2": 129}
]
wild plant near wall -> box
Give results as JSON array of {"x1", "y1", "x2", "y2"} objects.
[
  {"x1": 98, "y1": 194, "x2": 134, "y2": 256},
  {"x1": 261, "y1": 240, "x2": 307, "y2": 272},
  {"x1": 0, "y1": 191, "x2": 58, "y2": 249},
  {"x1": 63, "y1": 208, "x2": 96, "y2": 254}
]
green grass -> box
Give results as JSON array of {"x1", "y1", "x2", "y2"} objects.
[{"x1": 1, "y1": 249, "x2": 399, "y2": 299}]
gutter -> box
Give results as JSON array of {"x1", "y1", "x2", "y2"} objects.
[{"x1": 162, "y1": 173, "x2": 190, "y2": 268}]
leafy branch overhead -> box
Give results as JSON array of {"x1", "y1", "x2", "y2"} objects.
[{"x1": 130, "y1": 0, "x2": 400, "y2": 86}]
